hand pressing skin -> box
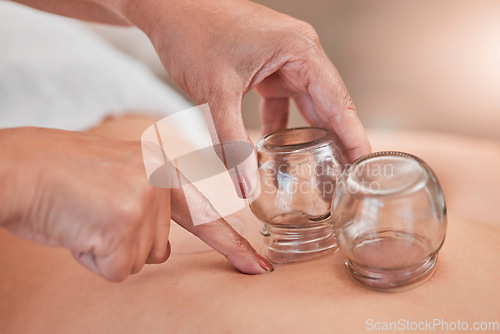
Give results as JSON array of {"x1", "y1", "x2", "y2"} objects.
[
  {"x1": 0, "y1": 128, "x2": 273, "y2": 282},
  {"x1": 7, "y1": 0, "x2": 371, "y2": 280},
  {"x1": 13, "y1": 0, "x2": 371, "y2": 198}
]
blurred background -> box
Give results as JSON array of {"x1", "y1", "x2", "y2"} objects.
[{"x1": 86, "y1": 0, "x2": 500, "y2": 139}]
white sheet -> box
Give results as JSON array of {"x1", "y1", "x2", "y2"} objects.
[{"x1": 0, "y1": 1, "x2": 192, "y2": 131}]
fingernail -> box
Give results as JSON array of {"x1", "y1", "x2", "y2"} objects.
[
  {"x1": 233, "y1": 173, "x2": 250, "y2": 199},
  {"x1": 255, "y1": 253, "x2": 273, "y2": 273},
  {"x1": 238, "y1": 179, "x2": 247, "y2": 199}
]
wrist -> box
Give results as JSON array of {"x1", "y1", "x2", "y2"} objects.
[{"x1": 89, "y1": 0, "x2": 165, "y2": 35}]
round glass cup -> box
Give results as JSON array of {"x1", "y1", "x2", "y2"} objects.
[
  {"x1": 332, "y1": 151, "x2": 447, "y2": 291},
  {"x1": 249, "y1": 127, "x2": 346, "y2": 263}
]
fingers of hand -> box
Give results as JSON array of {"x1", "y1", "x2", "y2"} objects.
[
  {"x1": 255, "y1": 22, "x2": 371, "y2": 162},
  {"x1": 207, "y1": 94, "x2": 259, "y2": 199},
  {"x1": 76, "y1": 187, "x2": 172, "y2": 282},
  {"x1": 192, "y1": 217, "x2": 272, "y2": 274},
  {"x1": 260, "y1": 97, "x2": 289, "y2": 136},
  {"x1": 306, "y1": 60, "x2": 371, "y2": 161},
  {"x1": 146, "y1": 189, "x2": 172, "y2": 264},
  {"x1": 171, "y1": 177, "x2": 272, "y2": 274}
]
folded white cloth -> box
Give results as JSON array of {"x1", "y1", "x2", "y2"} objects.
[{"x1": 0, "y1": 1, "x2": 192, "y2": 131}]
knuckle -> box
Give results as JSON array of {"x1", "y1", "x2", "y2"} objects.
[
  {"x1": 296, "y1": 21, "x2": 321, "y2": 46},
  {"x1": 199, "y1": 201, "x2": 218, "y2": 222},
  {"x1": 276, "y1": 18, "x2": 321, "y2": 55},
  {"x1": 190, "y1": 195, "x2": 221, "y2": 227},
  {"x1": 213, "y1": 220, "x2": 248, "y2": 253},
  {"x1": 281, "y1": 21, "x2": 322, "y2": 64},
  {"x1": 324, "y1": 92, "x2": 357, "y2": 125},
  {"x1": 227, "y1": 231, "x2": 246, "y2": 251},
  {"x1": 99, "y1": 232, "x2": 121, "y2": 255},
  {"x1": 342, "y1": 92, "x2": 357, "y2": 114},
  {"x1": 193, "y1": 218, "x2": 249, "y2": 257}
]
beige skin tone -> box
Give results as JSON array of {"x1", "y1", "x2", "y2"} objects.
[
  {"x1": 2, "y1": 0, "x2": 370, "y2": 282},
  {"x1": 13, "y1": 0, "x2": 371, "y2": 196},
  {"x1": 0, "y1": 127, "x2": 273, "y2": 281},
  {"x1": 1, "y1": 116, "x2": 499, "y2": 333}
]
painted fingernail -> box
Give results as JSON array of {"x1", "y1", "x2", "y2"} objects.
[
  {"x1": 231, "y1": 172, "x2": 250, "y2": 199},
  {"x1": 238, "y1": 184, "x2": 246, "y2": 199},
  {"x1": 255, "y1": 253, "x2": 273, "y2": 273}
]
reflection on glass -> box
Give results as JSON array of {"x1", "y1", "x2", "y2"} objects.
[
  {"x1": 332, "y1": 151, "x2": 447, "y2": 291},
  {"x1": 250, "y1": 127, "x2": 346, "y2": 263}
]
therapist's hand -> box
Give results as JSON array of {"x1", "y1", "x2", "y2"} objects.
[
  {"x1": 115, "y1": 0, "x2": 371, "y2": 198},
  {"x1": 0, "y1": 127, "x2": 273, "y2": 282}
]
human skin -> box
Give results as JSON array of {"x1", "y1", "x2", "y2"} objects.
[
  {"x1": 12, "y1": 0, "x2": 371, "y2": 198},
  {"x1": 2, "y1": 0, "x2": 370, "y2": 281},
  {"x1": 1, "y1": 214, "x2": 498, "y2": 333},
  {"x1": 0, "y1": 126, "x2": 273, "y2": 282},
  {"x1": 0, "y1": 116, "x2": 499, "y2": 333}
]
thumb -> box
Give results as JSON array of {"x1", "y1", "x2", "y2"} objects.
[{"x1": 204, "y1": 94, "x2": 259, "y2": 199}]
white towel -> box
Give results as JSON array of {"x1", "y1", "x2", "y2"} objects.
[{"x1": 0, "y1": 1, "x2": 192, "y2": 131}]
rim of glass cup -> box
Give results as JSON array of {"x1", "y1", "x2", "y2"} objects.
[
  {"x1": 257, "y1": 127, "x2": 333, "y2": 153},
  {"x1": 351, "y1": 151, "x2": 425, "y2": 165},
  {"x1": 343, "y1": 151, "x2": 432, "y2": 197}
]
